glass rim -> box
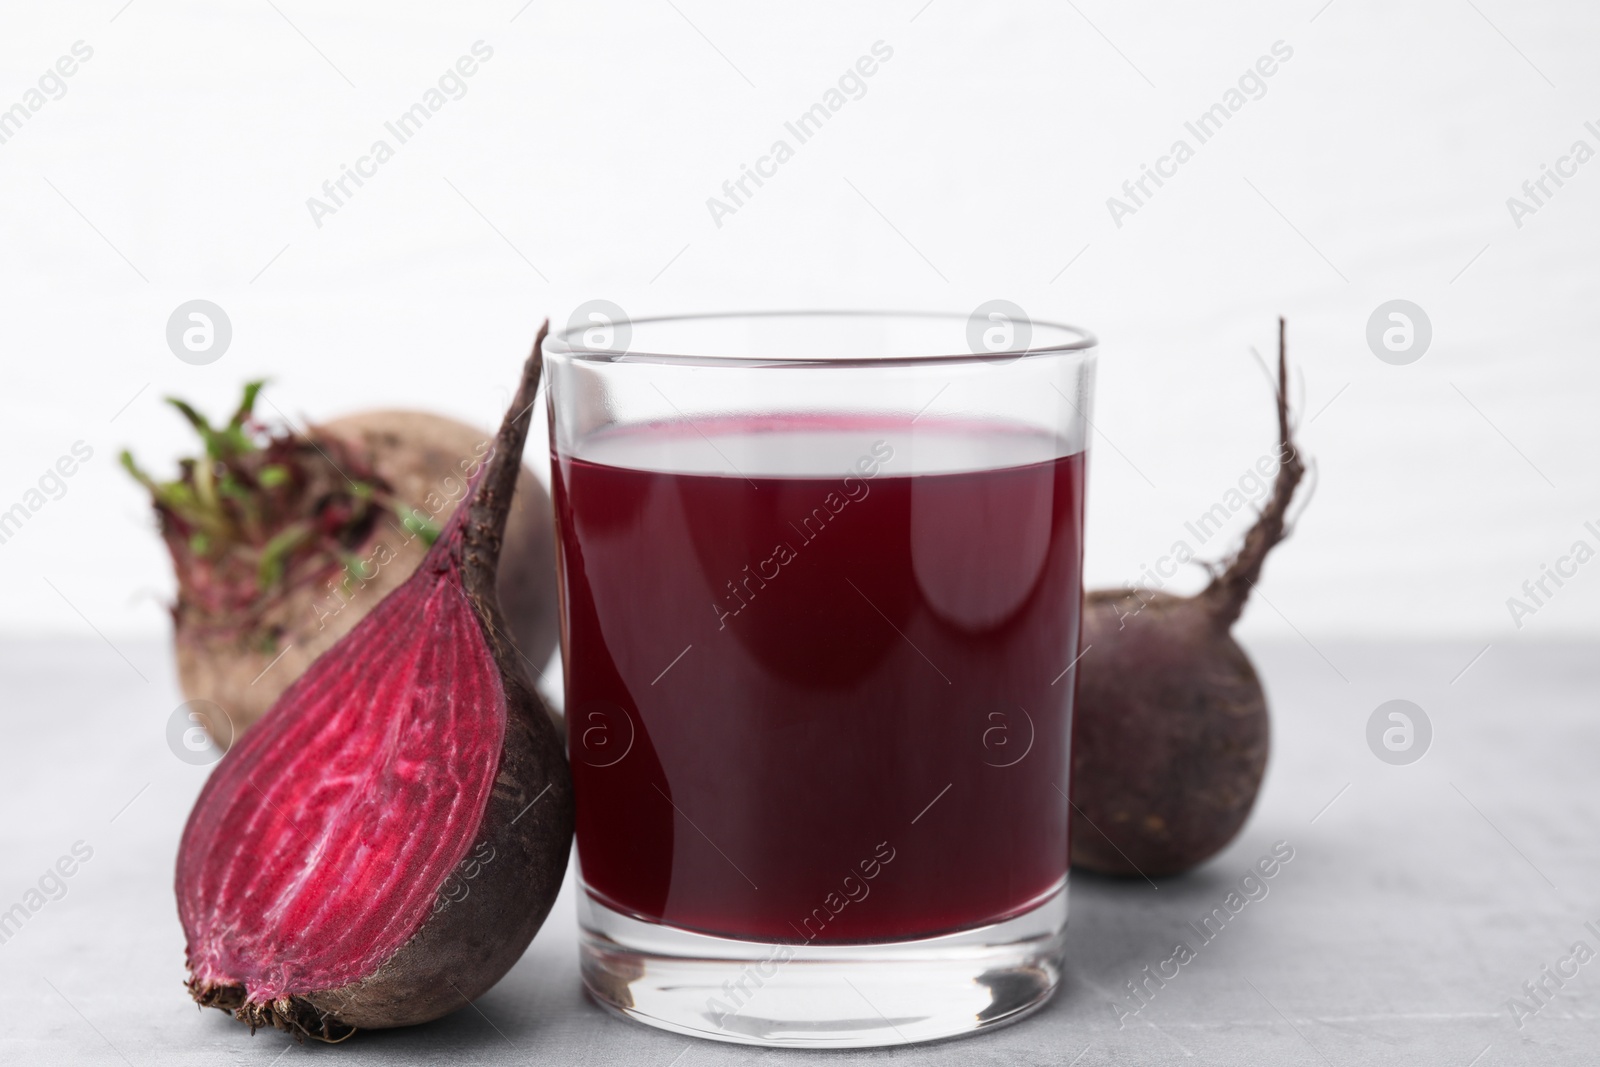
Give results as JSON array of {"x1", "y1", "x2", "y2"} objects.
[{"x1": 542, "y1": 309, "x2": 1098, "y2": 368}]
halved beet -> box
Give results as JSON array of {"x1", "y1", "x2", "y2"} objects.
[{"x1": 175, "y1": 325, "x2": 573, "y2": 1038}]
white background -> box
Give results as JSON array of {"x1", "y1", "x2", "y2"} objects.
[{"x1": 2, "y1": 0, "x2": 1597, "y2": 649}]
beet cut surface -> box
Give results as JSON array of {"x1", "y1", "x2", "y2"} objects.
[{"x1": 176, "y1": 325, "x2": 573, "y2": 1038}]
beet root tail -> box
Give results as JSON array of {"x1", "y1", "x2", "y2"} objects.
[{"x1": 1201, "y1": 316, "x2": 1308, "y2": 628}]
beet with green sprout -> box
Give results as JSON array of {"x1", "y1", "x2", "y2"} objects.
[{"x1": 123, "y1": 385, "x2": 558, "y2": 745}]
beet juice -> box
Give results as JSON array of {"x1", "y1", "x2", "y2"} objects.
[{"x1": 554, "y1": 419, "x2": 1084, "y2": 944}]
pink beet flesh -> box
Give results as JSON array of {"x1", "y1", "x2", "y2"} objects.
[{"x1": 176, "y1": 522, "x2": 505, "y2": 1004}]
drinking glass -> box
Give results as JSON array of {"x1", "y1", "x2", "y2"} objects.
[{"x1": 543, "y1": 310, "x2": 1096, "y2": 1047}]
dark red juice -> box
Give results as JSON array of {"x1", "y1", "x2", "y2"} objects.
[{"x1": 553, "y1": 422, "x2": 1084, "y2": 943}]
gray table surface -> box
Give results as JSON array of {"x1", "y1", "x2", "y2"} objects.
[{"x1": 2, "y1": 637, "x2": 1595, "y2": 1066}]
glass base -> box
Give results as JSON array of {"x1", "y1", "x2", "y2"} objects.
[{"x1": 578, "y1": 884, "x2": 1067, "y2": 1048}]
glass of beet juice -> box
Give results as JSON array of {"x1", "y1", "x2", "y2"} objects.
[{"x1": 543, "y1": 311, "x2": 1096, "y2": 1048}]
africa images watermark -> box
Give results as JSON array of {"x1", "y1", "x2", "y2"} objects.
[
  {"x1": 0, "y1": 441, "x2": 95, "y2": 548},
  {"x1": 310, "y1": 438, "x2": 494, "y2": 630},
  {"x1": 0, "y1": 41, "x2": 94, "y2": 148},
  {"x1": 1504, "y1": 518, "x2": 1599, "y2": 629},
  {"x1": 712, "y1": 440, "x2": 896, "y2": 630},
  {"x1": 1506, "y1": 918, "x2": 1600, "y2": 1029},
  {"x1": 1106, "y1": 40, "x2": 1295, "y2": 229},
  {"x1": 1504, "y1": 119, "x2": 1600, "y2": 229},
  {"x1": 1111, "y1": 840, "x2": 1296, "y2": 1028},
  {"x1": 0, "y1": 841, "x2": 95, "y2": 947},
  {"x1": 1109, "y1": 442, "x2": 1295, "y2": 628},
  {"x1": 705, "y1": 40, "x2": 895, "y2": 229},
  {"x1": 429, "y1": 840, "x2": 496, "y2": 918},
  {"x1": 305, "y1": 41, "x2": 496, "y2": 228},
  {"x1": 704, "y1": 840, "x2": 898, "y2": 1028}
]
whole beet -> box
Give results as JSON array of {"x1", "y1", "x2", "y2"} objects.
[
  {"x1": 126, "y1": 396, "x2": 558, "y2": 744},
  {"x1": 1070, "y1": 319, "x2": 1306, "y2": 877}
]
